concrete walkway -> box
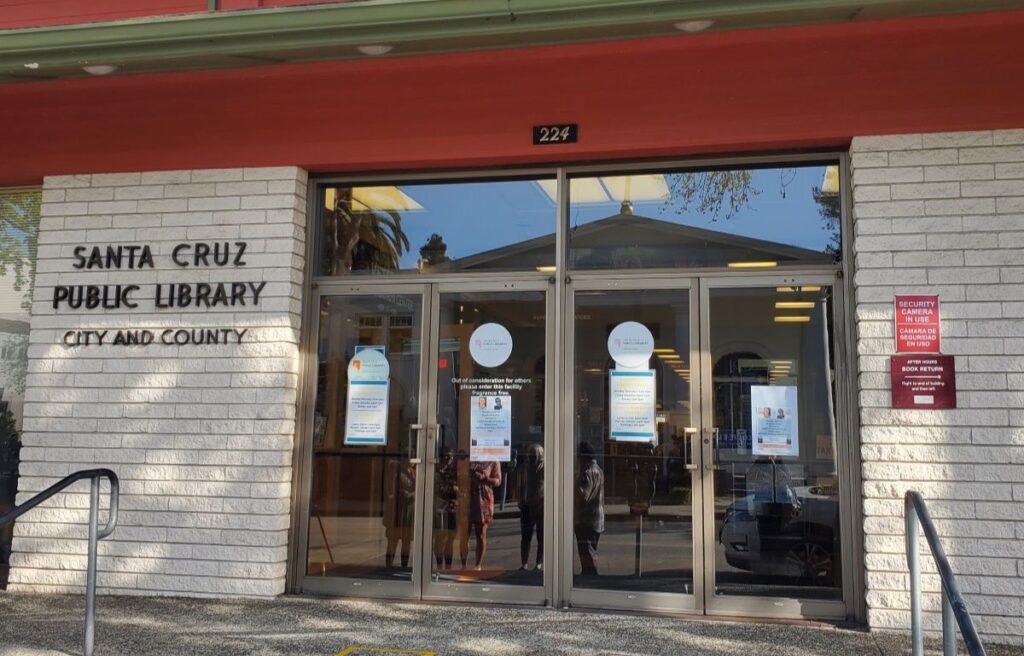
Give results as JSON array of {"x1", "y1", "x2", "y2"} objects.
[{"x1": 0, "y1": 593, "x2": 1020, "y2": 656}]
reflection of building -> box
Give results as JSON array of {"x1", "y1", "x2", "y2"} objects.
[{"x1": 445, "y1": 208, "x2": 833, "y2": 272}]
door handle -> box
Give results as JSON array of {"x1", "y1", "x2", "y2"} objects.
[
  {"x1": 704, "y1": 427, "x2": 720, "y2": 471},
  {"x1": 408, "y1": 423, "x2": 425, "y2": 462},
  {"x1": 682, "y1": 427, "x2": 699, "y2": 471}
]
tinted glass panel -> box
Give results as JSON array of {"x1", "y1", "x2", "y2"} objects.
[
  {"x1": 306, "y1": 294, "x2": 423, "y2": 581},
  {"x1": 572, "y1": 289, "x2": 696, "y2": 594},
  {"x1": 709, "y1": 285, "x2": 842, "y2": 600},
  {"x1": 568, "y1": 164, "x2": 840, "y2": 270},
  {"x1": 0, "y1": 188, "x2": 39, "y2": 589},
  {"x1": 318, "y1": 179, "x2": 556, "y2": 275}
]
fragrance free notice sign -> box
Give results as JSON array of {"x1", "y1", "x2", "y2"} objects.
[
  {"x1": 891, "y1": 355, "x2": 957, "y2": 409},
  {"x1": 894, "y1": 295, "x2": 940, "y2": 353}
]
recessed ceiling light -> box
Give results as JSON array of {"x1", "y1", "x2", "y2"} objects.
[
  {"x1": 673, "y1": 19, "x2": 715, "y2": 33},
  {"x1": 357, "y1": 44, "x2": 394, "y2": 56},
  {"x1": 82, "y1": 65, "x2": 118, "y2": 76}
]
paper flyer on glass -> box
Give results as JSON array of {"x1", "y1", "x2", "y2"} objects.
[
  {"x1": 751, "y1": 384, "x2": 799, "y2": 456},
  {"x1": 343, "y1": 348, "x2": 390, "y2": 446},
  {"x1": 609, "y1": 370, "x2": 657, "y2": 442},
  {"x1": 470, "y1": 394, "x2": 512, "y2": 461}
]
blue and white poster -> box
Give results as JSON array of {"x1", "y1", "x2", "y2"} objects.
[
  {"x1": 344, "y1": 348, "x2": 390, "y2": 446},
  {"x1": 609, "y1": 370, "x2": 657, "y2": 442},
  {"x1": 751, "y1": 385, "x2": 799, "y2": 457},
  {"x1": 470, "y1": 394, "x2": 512, "y2": 462}
]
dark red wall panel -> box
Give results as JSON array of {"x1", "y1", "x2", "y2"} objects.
[
  {"x1": 0, "y1": 0, "x2": 205, "y2": 29},
  {"x1": 1, "y1": 10, "x2": 1023, "y2": 185}
]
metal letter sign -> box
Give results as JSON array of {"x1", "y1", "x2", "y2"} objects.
[{"x1": 894, "y1": 295, "x2": 940, "y2": 353}]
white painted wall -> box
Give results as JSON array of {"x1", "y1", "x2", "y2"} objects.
[
  {"x1": 851, "y1": 129, "x2": 1024, "y2": 645},
  {"x1": 9, "y1": 167, "x2": 307, "y2": 596}
]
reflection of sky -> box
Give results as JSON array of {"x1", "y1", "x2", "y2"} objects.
[
  {"x1": 393, "y1": 180, "x2": 556, "y2": 269},
  {"x1": 384, "y1": 165, "x2": 831, "y2": 269},
  {"x1": 571, "y1": 166, "x2": 833, "y2": 252}
]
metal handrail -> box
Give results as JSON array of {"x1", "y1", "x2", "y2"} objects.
[
  {"x1": 0, "y1": 468, "x2": 119, "y2": 656},
  {"x1": 905, "y1": 490, "x2": 986, "y2": 656}
]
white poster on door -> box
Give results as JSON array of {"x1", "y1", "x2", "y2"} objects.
[
  {"x1": 609, "y1": 370, "x2": 657, "y2": 442},
  {"x1": 470, "y1": 394, "x2": 512, "y2": 461},
  {"x1": 751, "y1": 385, "x2": 799, "y2": 457},
  {"x1": 344, "y1": 349, "x2": 390, "y2": 446}
]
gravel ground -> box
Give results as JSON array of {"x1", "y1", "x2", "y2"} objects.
[{"x1": 0, "y1": 593, "x2": 1021, "y2": 656}]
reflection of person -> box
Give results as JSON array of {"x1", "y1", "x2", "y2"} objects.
[
  {"x1": 494, "y1": 397, "x2": 503, "y2": 410},
  {"x1": 468, "y1": 460, "x2": 502, "y2": 570},
  {"x1": 574, "y1": 442, "x2": 605, "y2": 576},
  {"x1": 384, "y1": 458, "x2": 416, "y2": 569},
  {"x1": 516, "y1": 444, "x2": 545, "y2": 571},
  {"x1": 433, "y1": 447, "x2": 459, "y2": 569}
]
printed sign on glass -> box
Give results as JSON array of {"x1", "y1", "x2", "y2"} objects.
[
  {"x1": 344, "y1": 348, "x2": 390, "y2": 446},
  {"x1": 894, "y1": 295, "x2": 940, "y2": 353},
  {"x1": 750, "y1": 385, "x2": 799, "y2": 457},
  {"x1": 609, "y1": 370, "x2": 657, "y2": 442},
  {"x1": 607, "y1": 321, "x2": 654, "y2": 369},
  {"x1": 470, "y1": 394, "x2": 512, "y2": 461},
  {"x1": 469, "y1": 323, "x2": 513, "y2": 368}
]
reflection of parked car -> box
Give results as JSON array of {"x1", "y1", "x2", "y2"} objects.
[{"x1": 719, "y1": 486, "x2": 839, "y2": 587}]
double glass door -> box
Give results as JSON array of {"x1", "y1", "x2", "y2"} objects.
[
  {"x1": 300, "y1": 275, "x2": 846, "y2": 619},
  {"x1": 301, "y1": 281, "x2": 551, "y2": 604}
]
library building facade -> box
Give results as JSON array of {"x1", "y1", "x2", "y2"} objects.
[{"x1": 1, "y1": 0, "x2": 1023, "y2": 646}]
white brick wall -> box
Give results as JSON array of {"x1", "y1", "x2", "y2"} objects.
[
  {"x1": 851, "y1": 130, "x2": 1024, "y2": 646},
  {"x1": 9, "y1": 167, "x2": 307, "y2": 597}
]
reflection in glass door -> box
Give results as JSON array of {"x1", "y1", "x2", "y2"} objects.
[
  {"x1": 568, "y1": 285, "x2": 701, "y2": 612},
  {"x1": 303, "y1": 290, "x2": 428, "y2": 597},
  {"x1": 701, "y1": 282, "x2": 844, "y2": 617},
  {"x1": 424, "y1": 286, "x2": 549, "y2": 603}
]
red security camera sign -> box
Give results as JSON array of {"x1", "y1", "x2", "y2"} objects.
[{"x1": 894, "y1": 295, "x2": 940, "y2": 353}]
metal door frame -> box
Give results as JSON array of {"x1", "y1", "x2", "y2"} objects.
[
  {"x1": 418, "y1": 278, "x2": 555, "y2": 606},
  {"x1": 561, "y1": 275, "x2": 703, "y2": 614},
  {"x1": 297, "y1": 281, "x2": 434, "y2": 600},
  {"x1": 697, "y1": 273, "x2": 850, "y2": 621}
]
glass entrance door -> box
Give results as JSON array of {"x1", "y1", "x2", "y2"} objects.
[
  {"x1": 565, "y1": 280, "x2": 702, "y2": 612},
  {"x1": 699, "y1": 278, "x2": 846, "y2": 619},
  {"x1": 301, "y1": 286, "x2": 431, "y2": 598},
  {"x1": 421, "y1": 282, "x2": 552, "y2": 604}
]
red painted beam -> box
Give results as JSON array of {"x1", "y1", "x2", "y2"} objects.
[
  {"x1": 1, "y1": 10, "x2": 1023, "y2": 185},
  {"x1": 0, "y1": 1, "x2": 206, "y2": 29}
]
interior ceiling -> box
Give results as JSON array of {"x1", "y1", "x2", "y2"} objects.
[{"x1": 1, "y1": 0, "x2": 1023, "y2": 83}]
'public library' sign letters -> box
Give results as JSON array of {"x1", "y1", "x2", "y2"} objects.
[{"x1": 54, "y1": 242, "x2": 262, "y2": 346}]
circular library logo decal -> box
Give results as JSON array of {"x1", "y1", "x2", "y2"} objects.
[
  {"x1": 348, "y1": 348, "x2": 390, "y2": 381},
  {"x1": 470, "y1": 323, "x2": 513, "y2": 368},
  {"x1": 608, "y1": 321, "x2": 654, "y2": 368}
]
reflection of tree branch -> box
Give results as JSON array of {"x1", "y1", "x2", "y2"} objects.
[
  {"x1": 0, "y1": 189, "x2": 41, "y2": 313},
  {"x1": 324, "y1": 190, "x2": 410, "y2": 274},
  {"x1": 812, "y1": 186, "x2": 841, "y2": 256},
  {"x1": 660, "y1": 171, "x2": 758, "y2": 221}
]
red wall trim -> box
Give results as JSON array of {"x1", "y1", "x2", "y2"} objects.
[
  {"x1": 0, "y1": 1, "x2": 205, "y2": 29},
  {"x1": 1, "y1": 10, "x2": 1023, "y2": 185}
]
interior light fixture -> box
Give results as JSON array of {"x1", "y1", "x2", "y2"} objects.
[
  {"x1": 774, "y1": 316, "x2": 811, "y2": 323},
  {"x1": 775, "y1": 301, "x2": 816, "y2": 309},
  {"x1": 82, "y1": 64, "x2": 118, "y2": 76},
  {"x1": 776, "y1": 286, "x2": 795, "y2": 293},
  {"x1": 536, "y1": 265, "x2": 557, "y2": 273},
  {"x1": 728, "y1": 261, "x2": 778, "y2": 269},
  {"x1": 801, "y1": 285, "x2": 822, "y2": 292},
  {"x1": 357, "y1": 44, "x2": 394, "y2": 56},
  {"x1": 673, "y1": 19, "x2": 715, "y2": 33},
  {"x1": 653, "y1": 348, "x2": 676, "y2": 354}
]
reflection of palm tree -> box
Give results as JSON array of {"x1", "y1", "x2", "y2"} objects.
[{"x1": 324, "y1": 188, "x2": 410, "y2": 274}]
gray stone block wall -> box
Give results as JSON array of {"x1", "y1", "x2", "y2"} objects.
[
  {"x1": 9, "y1": 167, "x2": 307, "y2": 597},
  {"x1": 851, "y1": 130, "x2": 1024, "y2": 645}
]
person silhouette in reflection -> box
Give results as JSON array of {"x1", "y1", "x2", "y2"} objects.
[
  {"x1": 468, "y1": 460, "x2": 501, "y2": 571},
  {"x1": 574, "y1": 442, "x2": 605, "y2": 576},
  {"x1": 433, "y1": 447, "x2": 459, "y2": 569},
  {"x1": 516, "y1": 443, "x2": 545, "y2": 572},
  {"x1": 384, "y1": 458, "x2": 416, "y2": 569}
]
